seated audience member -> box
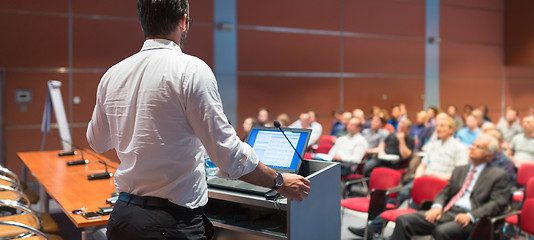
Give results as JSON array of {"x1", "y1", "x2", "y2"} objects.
[
  {"x1": 410, "y1": 111, "x2": 428, "y2": 138},
  {"x1": 241, "y1": 117, "x2": 257, "y2": 141},
  {"x1": 363, "y1": 106, "x2": 380, "y2": 129},
  {"x1": 349, "y1": 116, "x2": 468, "y2": 238},
  {"x1": 363, "y1": 118, "x2": 415, "y2": 177},
  {"x1": 362, "y1": 115, "x2": 390, "y2": 158},
  {"x1": 456, "y1": 115, "x2": 480, "y2": 146},
  {"x1": 496, "y1": 107, "x2": 523, "y2": 149},
  {"x1": 330, "y1": 109, "x2": 345, "y2": 136},
  {"x1": 387, "y1": 105, "x2": 402, "y2": 131},
  {"x1": 399, "y1": 103, "x2": 408, "y2": 121},
  {"x1": 462, "y1": 104, "x2": 474, "y2": 122},
  {"x1": 276, "y1": 113, "x2": 291, "y2": 128},
  {"x1": 481, "y1": 122, "x2": 496, "y2": 133},
  {"x1": 391, "y1": 134, "x2": 511, "y2": 240},
  {"x1": 336, "y1": 112, "x2": 354, "y2": 137},
  {"x1": 257, "y1": 107, "x2": 270, "y2": 127},
  {"x1": 485, "y1": 130, "x2": 516, "y2": 180},
  {"x1": 416, "y1": 113, "x2": 448, "y2": 151},
  {"x1": 352, "y1": 109, "x2": 367, "y2": 130},
  {"x1": 291, "y1": 112, "x2": 320, "y2": 147},
  {"x1": 506, "y1": 115, "x2": 534, "y2": 167},
  {"x1": 427, "y1": 106, "x2": 438, "y2": 126},
  {"x1": 479, "y1": 104, "x2": 491, "y2": 122},
  {"x1": 290, "y1": 110, "x2": 323, "y2": 143},
  {"x1": 327, "y1": 118, "x2": 368, "y2": 176},
  {"x1": 471, "y1": 108, "x2": 486, "y2": 127},
  {"x1": 447, "y1": 104, "x2": 464, "y2": 133}
]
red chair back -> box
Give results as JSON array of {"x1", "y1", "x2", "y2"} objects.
[
  {"x1": 303, "y1": 152, "x2": 314, "y2": 160},
  {"x1": 521, "y1": 199, "x2": 534, "y2": 235},
  {"x1": 369, "y1": 168, "x2": 402, "y2": 191},
  {"x1": 411, "y1": 176, "x2": 448, "y2": 205},
  {"x1": 517, "y1": 163, "x2": 534, "y2": 187},
  {"x1": 314, "y1": 135, "x2": 335, "y2": 154},
  {"x1": 526, "y1": 178, "x2": 534, "y2": 199}
]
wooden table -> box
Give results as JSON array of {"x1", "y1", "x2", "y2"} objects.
[{"x1": 17, "y1": 150, "x2": 117, "y2": 235}]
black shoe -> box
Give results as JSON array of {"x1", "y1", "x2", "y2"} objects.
[
  {"x1": 348, "y1": 226, "x2": 365, "y2": 237},
  {"x1": 348, "y1": 226, "x2": 374, "y2": 239}
]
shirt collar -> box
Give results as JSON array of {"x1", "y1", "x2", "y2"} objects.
[
  {"x1": 469, "y1": 162, "x2": 487, "y2": 173},
  {"x1": 141, "y1": 39, "x2": 182, "y2": 53}
]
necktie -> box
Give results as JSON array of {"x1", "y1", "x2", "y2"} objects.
[{"x1": 443, "y1": 168, "x2": 476, "y2": 212}]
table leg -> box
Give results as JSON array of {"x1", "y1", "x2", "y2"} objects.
[
  {"x1": 21, "y1": 164, "x2": 27, "y2": 184},
  {"x1": 81, "y1": 229, "x2": 93, "y2": 240},
  {"x1": 39, "y1": 183, "x2": 49, "y2": 213}
]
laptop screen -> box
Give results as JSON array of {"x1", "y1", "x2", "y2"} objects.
[{"x1": 246, "y1": 126, "x2": 311, "y2": 173}]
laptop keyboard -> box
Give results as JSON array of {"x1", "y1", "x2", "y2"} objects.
[{"x1": 207, "y1": 177, "x2": 271, "y2": 196}]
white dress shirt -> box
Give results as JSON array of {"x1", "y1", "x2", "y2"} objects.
[
  {"x1": 423, "y1": 137, "x2": 468, "y2": 179},
  {"x1": 87, "y1": 39, "x2": 259, "y2": 209},
  {"x1": 327, "y1": 133, "x2": 368, "y2": 163},
  {"x1": 289, "y1": 120, "x2": 323, "y2": 146}
]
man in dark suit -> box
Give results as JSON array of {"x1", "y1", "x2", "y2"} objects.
[{"x1": 391, "y1": 134, "x2": 511, "y2": 240}]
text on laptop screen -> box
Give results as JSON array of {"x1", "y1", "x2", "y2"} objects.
[{"x1": 246, "y1": 127, "x2": 309, "y2": 170}]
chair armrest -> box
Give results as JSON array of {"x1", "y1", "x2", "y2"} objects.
[
  {"x1": 0, "y1": 199, "x2": 42, "y2": 230},
  {"x1": 0, "y1": 185, "x2": 31, "y2": 207},
  {"x1": 384, "y1": 184, "x2": 403, "y2": 196},
  {"x1": 0, "y1": 221, "x2": 49, "y2": 240},
  {"x1": 342, "y1": 177, "x2": 370, "y2": 198},
  {"x1": 345, "y1": 177, "x2": 369, "y2": 185},
  {"x1": 0, "y1": 175, "x2": 22, "y2": 190},
  {"x1": 489, "y1": 210, "x2": 520, "y2": 223},
  {"x1": 0, "y1": 167, "x2": 20, "y2": 184}
]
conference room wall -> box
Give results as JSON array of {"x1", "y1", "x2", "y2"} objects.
[
  {"x1": 236, "y1": 0, "x2": 534, "y2": 138},
  {"x1": 2, "y1": 0, "x2": 534, "y2": 174},
  {"x1": 0, "y1": 1, "x2": 213, "y2": 174}
]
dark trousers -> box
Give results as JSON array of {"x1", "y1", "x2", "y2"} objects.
[
  {"x1": 391, "y1": 207, "x2": 474, "y2": 240},
  {"x1": 107, "y1": 194, "x2": 213, "y2": 240},
  {"x1": 363, "y1": 158, "x2": 405, "y2": 177}
]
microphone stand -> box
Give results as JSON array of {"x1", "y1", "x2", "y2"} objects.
[
  {"x1": 273, "y1": 120, "x2": 304, "y2": 161},
  {"x1": 45, "y1": 132, "x2": 115, "y2": 180}
]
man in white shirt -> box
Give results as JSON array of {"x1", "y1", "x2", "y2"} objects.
[
  {"x1": 289, "y1": 110, "x2": 323, "y2": 146},
  {"x1": 496, "y1": 107, "x2": 523, "y2": 149},
  {"x1": 506, "y1": 115, "x2": 534, "y2": 167},
  {"x1": 328, "y1": 118, "x2": 368, "y2": 176},
  {"x1": 349, "y1": 116, "x2": 467, "y2": 238},
  {"x1": 391, "y1": 135, "x2": 510, "y2": 240},
  {"x1": 87, "y1": 1, "x2": 310, "y2": 239}
]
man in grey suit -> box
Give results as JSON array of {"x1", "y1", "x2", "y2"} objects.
[{"x1": 391, "y1": 134, "x2": 511, "y2": 240}]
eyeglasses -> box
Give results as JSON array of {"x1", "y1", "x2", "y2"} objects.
[{"x1": 471, "y1": 144, "x2": 487, "y2": 151}]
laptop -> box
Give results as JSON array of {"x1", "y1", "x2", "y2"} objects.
[{"x1": 207, "y1": 126, "x2": 312, "y2": 195}]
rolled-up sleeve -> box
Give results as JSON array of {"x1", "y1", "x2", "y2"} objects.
[{"x1": 183, "y1": 62, "x2": 258, "y2": 179}]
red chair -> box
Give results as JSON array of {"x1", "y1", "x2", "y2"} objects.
[
  {"x1": 503, "y1": 178, "x2": 534, "y2": 232},
  {"x1": 303, "y1": 152, "x2": 314, "y2": 160},
  {"x1": 519, "y1": 199, "x2": 534, "y2": 238},
  {"x1": 486, "y1": 178, "x2": 534, "y2": 240},
  {"x1": 378, "y1": 176, "x2": 448, "y2": 238},
  {"x1": 512, "y1": 163, "x2": 534, "y2": 202},
  {"x1": 314, "y1": 135, "x2": 336, "y2": 154},
  {"x1": 341, "y1": 168, "x2": 402, "y2": 239}
]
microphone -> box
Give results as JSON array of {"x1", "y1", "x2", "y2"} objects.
[
  {"x1": 44, "y1": 132, "x2": 116, "y2": 179},
  {"x1": 66, "y1": 149, "x2": 88, "y2": 166},
  {"x1": 87, "y1": 161, "x2": 113, "y2": 180},
  {"x1": 273, "y1": 120, "x2": 304, "y2": 161}
]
